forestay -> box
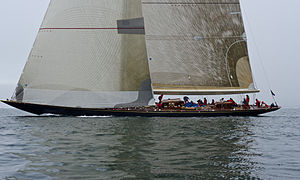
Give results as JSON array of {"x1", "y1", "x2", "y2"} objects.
[
  {"x1": 142, "y1": 0, "x2": 259, "y2": 95},
  {"x1": 13, "y1": 0, "x2": 154, "y2": 108}
]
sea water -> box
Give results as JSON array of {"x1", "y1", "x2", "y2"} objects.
[{"x1": 0, "y1": 108, "x2": 299, "y2": 179}]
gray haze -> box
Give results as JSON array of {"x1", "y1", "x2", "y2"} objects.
[{"x1": 0, "y1": 0, "x2": 299, "y2": 108}]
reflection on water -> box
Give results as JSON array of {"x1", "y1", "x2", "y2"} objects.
[
  {"x1": 109, "y1": 117, "x2": 259, "y2": 179},
  {"x1": 0, "y1": 108, "x2": 299, "y2": 179}
]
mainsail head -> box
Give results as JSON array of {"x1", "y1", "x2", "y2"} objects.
[
  {"x1": 142, "y1": 0, "x2": 259, "y2": 95},
  {"x1": 12, "y1": 0, "x2": 154, "y2": 108}
]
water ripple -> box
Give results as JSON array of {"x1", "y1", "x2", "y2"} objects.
[{"x1": 0, "y1": 108, "x2": 299, "y2": 179}]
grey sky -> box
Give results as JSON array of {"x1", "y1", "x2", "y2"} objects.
[{"x1": 0, "y1": 0, "x2": 299, "y2": 108}]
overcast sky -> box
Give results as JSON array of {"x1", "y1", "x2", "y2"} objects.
[{"x1": 0, "y1": 0, "x2": 299, "y2": 108}]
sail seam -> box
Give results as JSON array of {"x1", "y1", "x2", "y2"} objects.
[
  {"x1": 142, "y1": 2, "x2": 239, "y2": 5},
  {"x1": 40, "y1": 28, "x2": 144, "y2": 30},
  {"x1": 146, "y1": 35, "x2": 244, "y2": 40}
]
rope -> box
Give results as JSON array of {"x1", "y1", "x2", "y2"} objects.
[{"x1": 240, "y1": 1, "x2": 278, "y2": 104}]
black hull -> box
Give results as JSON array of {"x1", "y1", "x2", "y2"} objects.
[{"x1": 1, "y1": 100, "x2": 280, "y2": 117}]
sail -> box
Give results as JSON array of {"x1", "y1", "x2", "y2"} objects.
[
  {"x1": 12, "y1": 0, "x2": 154, "y2": 108},
  {"x1": 142, "y1": 0, "x2": 259, "y2": 95}
]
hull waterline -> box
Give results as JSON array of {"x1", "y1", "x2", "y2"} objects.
[{"x1": 1, "y1": 100, "x2": 280, "y2": 117}]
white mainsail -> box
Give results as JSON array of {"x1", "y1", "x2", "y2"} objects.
[
  {"x1": 13, "y1": 0, "x2": 154, "y2": 108},
  {"x1": 12, "y1": 0, "x2": 260, "y2": 109},
  {"x1": 142, "y1": 0, "x2": 259, "y2": 95}
]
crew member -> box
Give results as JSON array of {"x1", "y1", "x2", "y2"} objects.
[
  {"x1": 158, "y1": 94, "x2": 163, "y2": 103},
  {"x1": 262, "y1": 101, "x2": 269, "y2": 108},
  {"x1": 228, "y1": 98, "x2": 237, "y2": 106},
  {"x1": 204, "y1": 98, "x2": 208, "y2": 105},
  {"x1": 243, "y1": 98, "x2": 248, "y2": 109},
  {"x1": 227, "y1": 98, "x2": 237, "y2": 107},
  {"x1": 246, "y1": 95, "x2": 250, "y2": 105},
  {"x1": 197, "y1": 99, "x2": 204, "y2": 106},
  {"x1": 256, "y1": 99, "x2": 261, "y2": 107},
  {"x1": 157, "y1": 94, "x2": 164, "y2": 109},
  {"x1": 183, "y1": 96, "x2": 190, "y2": 104}
]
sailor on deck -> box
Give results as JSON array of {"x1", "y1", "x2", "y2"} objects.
[
  {"x1": 243, "y1": 98, "x2": 248, "y2": 109},
  {"x1": 204, "y1": 98, "x2": 208, "y2": 105},
  {"x1": 262, "y1": 101, "x2": 269, "y2": 108},
  {"x1": 246, "y1": 95, "x2": 250, "y2": 105},
  {"x1": 211, "y1": 99, "x2": 215, "y2": 105},
  {"x1": 197, "y1": 99, "x2": 204, "y2": 106},
  {"x1": 256, "y1": 99, "x2": 261, "y2": 107},
  {"x1": 157, "y1": 94, "x2": 164, "y2": 109},
  {"x1": 183, "y1": 96, "x2": 190, "y2": 104}
]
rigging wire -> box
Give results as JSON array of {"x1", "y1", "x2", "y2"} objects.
[{"x1": 240, "y1": 1, "x2": 278, "y2": 105}]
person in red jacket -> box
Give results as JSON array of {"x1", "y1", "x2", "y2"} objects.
[
  {"x1": 227, "y1": 98, "x2": 234, "y2": 103},
  {"x1": 158, "y1": 94, "x2": 163, "y2": 103},
  {"x1": 256, "y1": 99, "x2": 261, "y2": 107},
  {"x1": 204, "y1": 98, "x2": 208, "y2": 105},
  {"x1": 246, "y1": 95, "x2": 250, "y2": 105},
  {"x1": 157, "y1": 94, "x2": 164, "y2": 109},
  {"x1": 227, "y1": 98, "x2": 237, "y2": 107},
  {"x1": 262, "y1": 101, "x2": 269, "y2": 108}
]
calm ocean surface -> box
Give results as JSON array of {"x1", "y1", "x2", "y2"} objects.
[{"x1": 0, "y1": 108, "x2": 299, "y2": 179}]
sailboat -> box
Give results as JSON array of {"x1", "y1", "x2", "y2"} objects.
[{"x1": 2, "y1": 0, "x2": 280, "y2": 116}]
